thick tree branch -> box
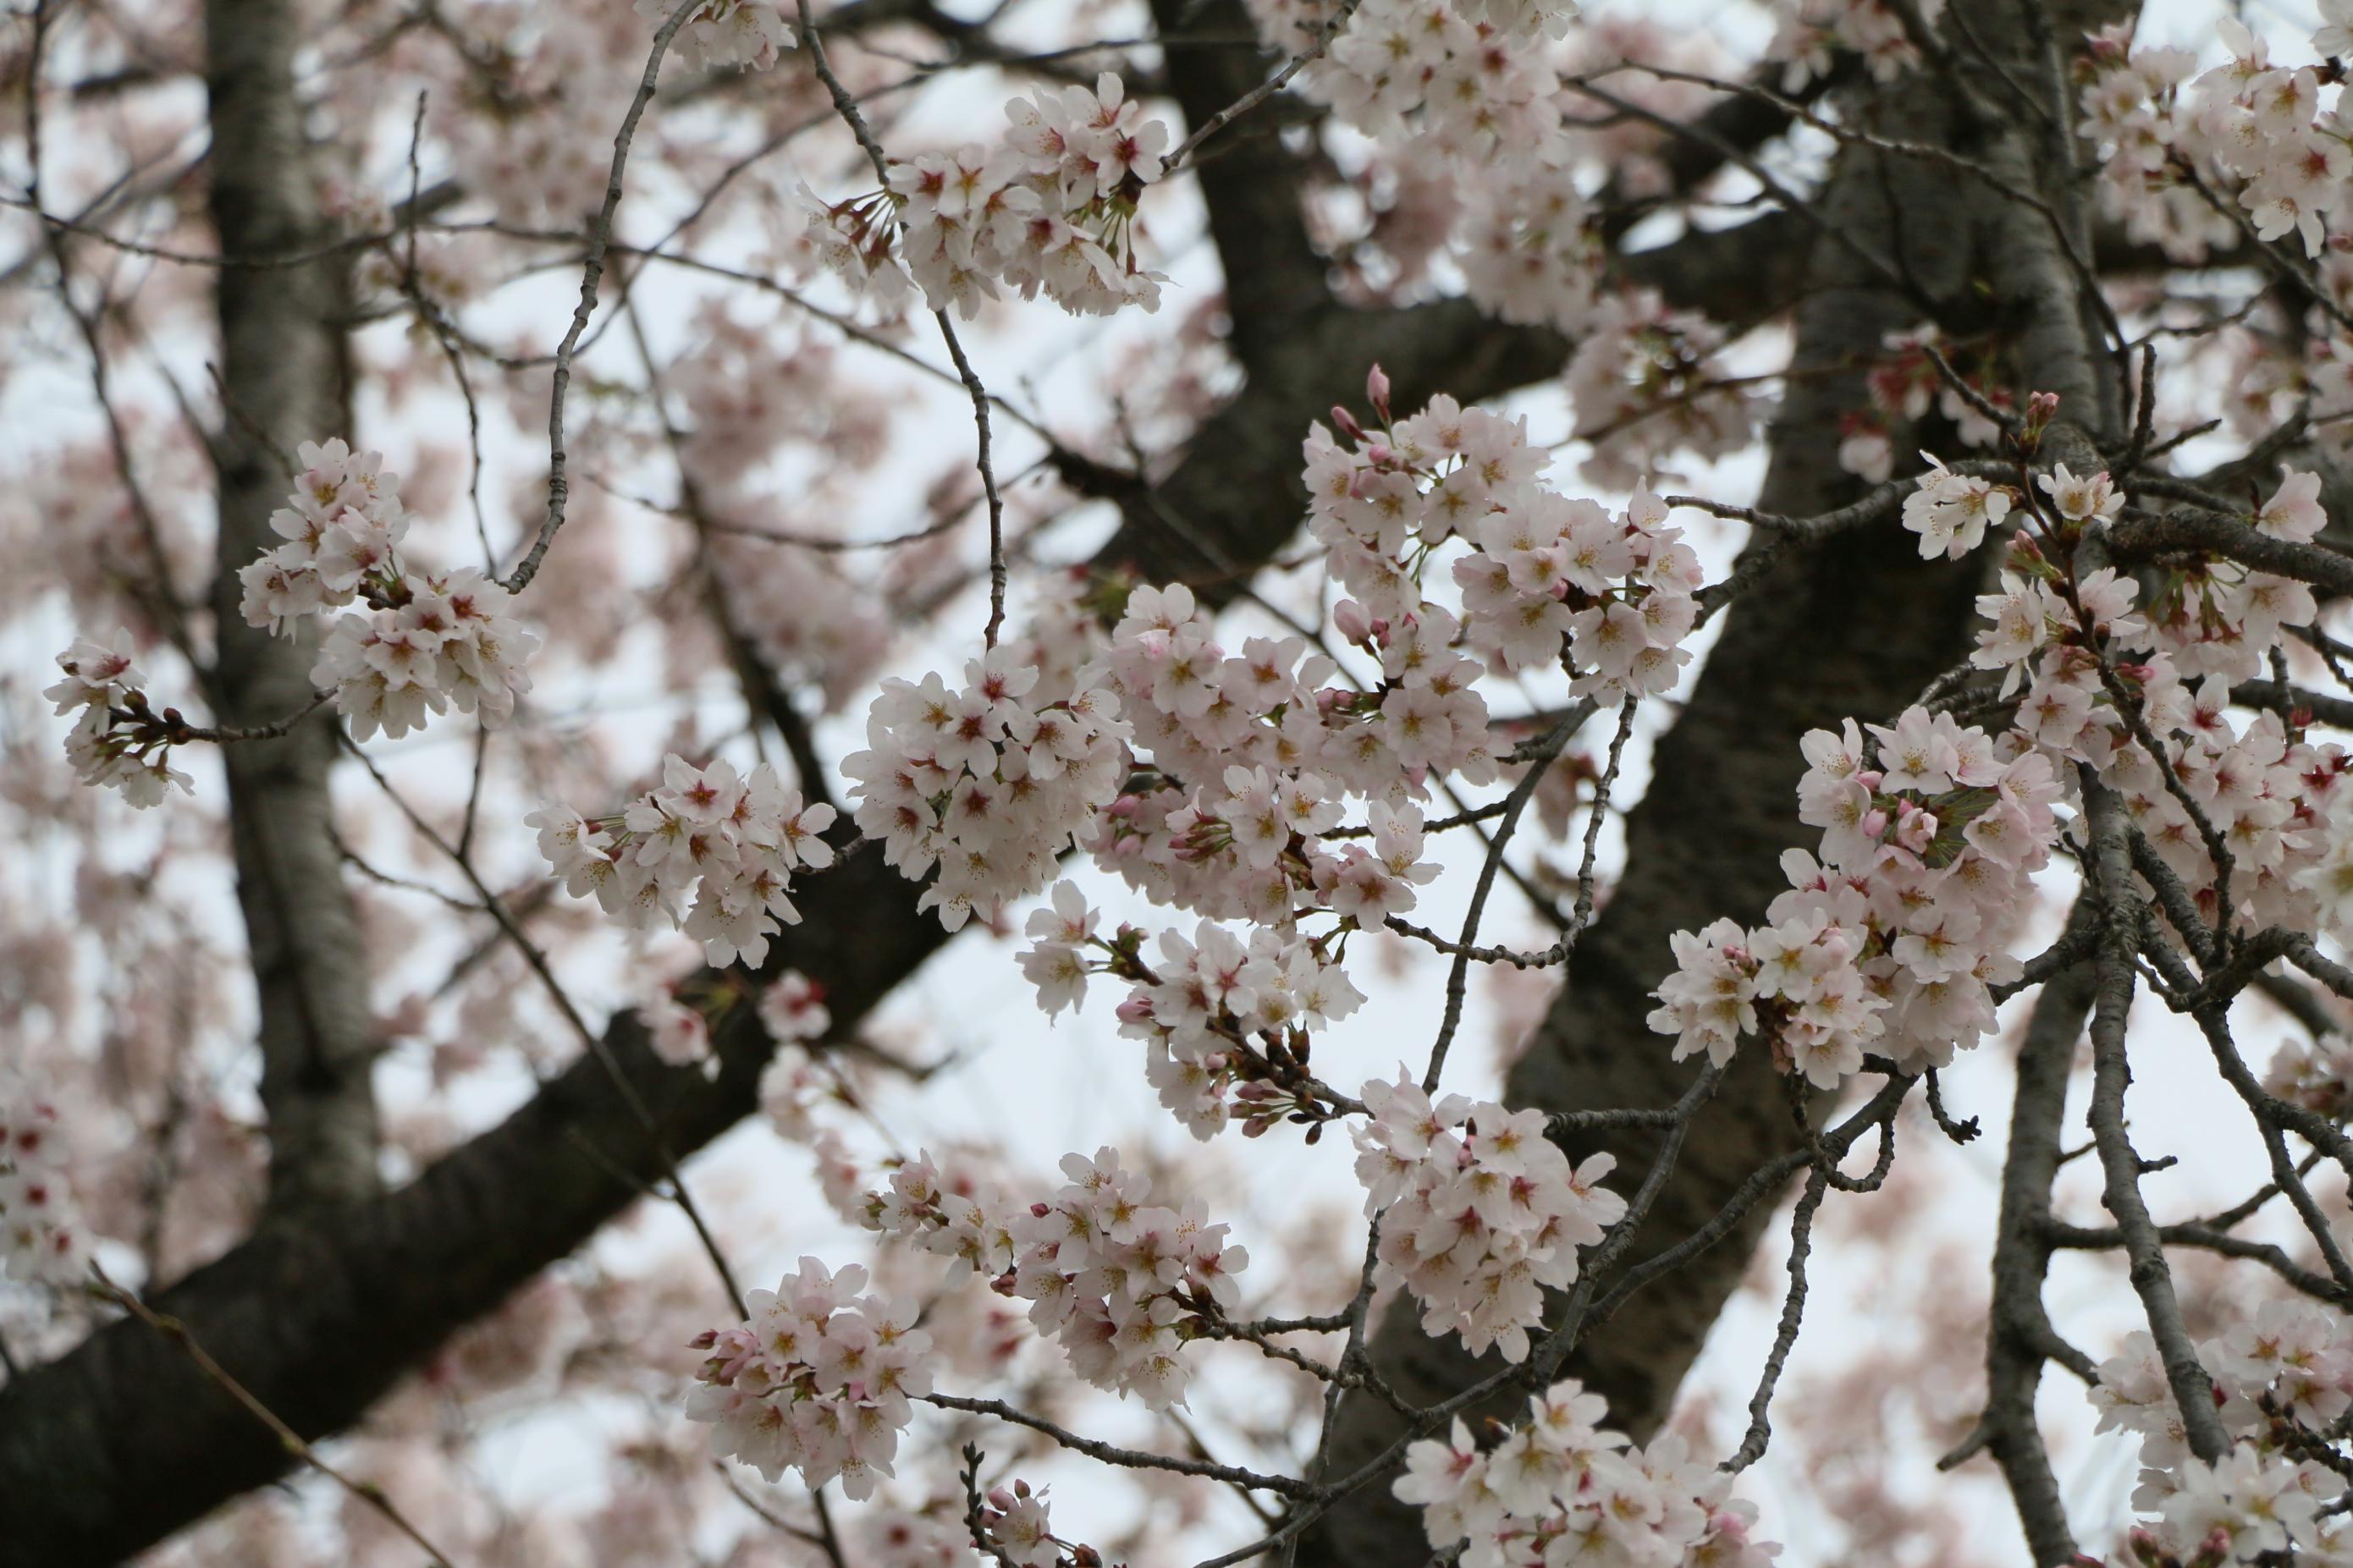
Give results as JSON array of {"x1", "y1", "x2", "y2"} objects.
[
  {"x1": 1147, "y1": 0, "x2": 1328, "y2": 363},
  {"x1": 203, "y1": 0, "x2": 382, "y2": 1213},
  {"x1": 2108, "y1": 507, "x2": 2353, "y2": 601}
]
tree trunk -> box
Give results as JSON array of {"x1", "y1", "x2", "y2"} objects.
[{"x1": 204, "y1": 0, "x2": 383, "y2": 1215}]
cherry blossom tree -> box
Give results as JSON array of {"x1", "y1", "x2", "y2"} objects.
[{"x1": 3, "y1": 0, "x2": 2353, "y2": 1563}]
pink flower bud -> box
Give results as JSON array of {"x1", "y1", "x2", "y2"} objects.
[
  {"x1": 1116, "y1": 995, "x2": 1155, "y2": 1024},
  {"x1": 1366, "y1": 361, "x2": 1391, "y2": 416},
  {"x1": 1861, "y1": 807, "x2": 1889, "y2": 839},
  {"x1": 1331, "y1": 405, "x2": 1365, "y2": 442},
  {"x1": 1332, "y1": 599, "x2": 1371, "y2": 642}
]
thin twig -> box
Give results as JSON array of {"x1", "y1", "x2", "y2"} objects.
[{"x1": 504, "y1": 0, "x2": 694, "y2": 595}]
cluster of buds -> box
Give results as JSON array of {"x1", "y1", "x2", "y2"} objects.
[{"x1": 47, "y1": 635, "x2": 194, "y2": 808}]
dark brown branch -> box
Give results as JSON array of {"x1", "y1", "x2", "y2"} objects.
[{"x1": 2108, "y1": 508, "x2": 2353, "y2": 601}]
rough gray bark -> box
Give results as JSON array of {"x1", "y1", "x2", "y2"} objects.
[{"x1": 203, "y1": 0, "x2": 383, "y2": 1214}]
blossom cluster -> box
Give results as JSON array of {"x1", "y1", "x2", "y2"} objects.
[
  {"x1": 1107, "y1": 916, "x2": 1369, "y2": 1137},
  {"x1": 2107, "y1": 675, "x2": 2351, "y2": 943},
  {"x1": 1305, "y1": 393, "x2": 1704, "y2": 701},
  {"x1": 846, "y1": 564, "x2": 1477, "y2": 1142},
  {"x1": 1270, "y1": 0, "x2": 1753, "y2": 477},
  {"x1": 1562, "y1": 290, "x2": 1759, "y2": 491},
  {"x1": 1307, "y1": 0, "x2": 1569, "y2": 152},
  {"x1": 864, "y1": 1147, "x2": 1247, "y2": 1410},
  {"x1": 2078, "y1": 16, "x2": 2351, "y2": 265},
  {"x1": 46, "y1": 633, "x2": 192, "y2": 808},
  {"x1": 1396, "y1": 1378, "x2": 1778, "y2": 1568},
  {"x1": 307, "y1": 568, "x2": 539, "y2": 742},
  {"x1": 804, "y1": 74, "x2": 1170, "y2": 317},
  {"x1": 974, "y1": 1478, "x2": 1071, "y2": 1568},
  {"x1": 2093, "y1": 1303, "x2": 2353, "y2": 1564},
  {"x1": 1965, "y1": 468, "x2": 2350, "y2": 938},
  {"x1": 686, "y1": 1257, "x2": 932, "y2": 1499},
  {"x1": 2141, "y1": 470, "x2": 2327, "y2": 684},
  {"x1": 1021, "y1": 575, "x2": 1477, "y2": 1136},
  {"x1": 2302, "y1": 808, "x2": 2353, "y2": 944},
  {"x1": 234, "y1": 439, "x2": 408, "y2": 635},
  {"x1": 237, "y1": 438, "x2": 538, "y2": 742},
  {"x1": 1352, "y1": 1071, "x2": 1624, "y2": 1362},
  {"x1": 1649, "y1": 706, "x2": 2063, "y2": 1086},
  {"x1": 1, "y1": 1081, "x2": 91, "y2": 1286},
  {"x1": 843, "y1": 649, "x2": 1129, "y2": 933},
  {"x1": 636, "y1": 0, "x2": 793, "y2": 71},
  {"x1": 1899, "y1": 454, "x2": 2014, "y2": 561},
  {"x1": 978, "y1": 393, "x2": 1713, "y2": 1141},
  {"x1": 2084, "y1": 17, "x2": 2353, "y2": 468},
  {"x1": 1081, "y1": 580, "x2": 1486, "y2": 919},
  {"x1": 1452, "y1": 161, "x2": 1602, "y2": 332},
  {"x1": 1763, "y1": 0, "x2": 1942, "y2": 90},
  {"x1": 530, "y1": 754, "x2": 838, "y2": 967},
  {"x1": 1279, "y1": 0, "x2": 1760, "y2": 481},
  {"x1": 758, "y1": 971, "x2": 837, "y2": 1141}
]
